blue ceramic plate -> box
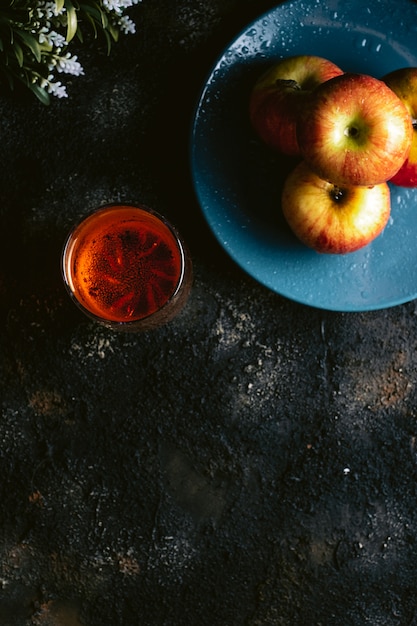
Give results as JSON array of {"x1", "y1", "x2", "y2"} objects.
[{"x1": 190, "y1": 0, "x2": 417, "y2": 312}]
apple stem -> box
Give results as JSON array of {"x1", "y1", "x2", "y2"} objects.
[
  {"x1": 331, "y1": 186, "x2": 345, "y2": 203},
  {"x1": 345, "y1": 126, "x2": 359, "y2": 138},
  {"x1": 275, "y1": 78, "x2": 301, "y2": 91}
]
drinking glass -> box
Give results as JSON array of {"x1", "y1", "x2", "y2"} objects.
[{"x1": 62, "y1": 204, "x2": 193, "y2": 331}]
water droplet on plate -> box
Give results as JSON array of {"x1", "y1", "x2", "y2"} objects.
[{"x1": 260, "y1": 40, "x2": 271, "y2": 51}]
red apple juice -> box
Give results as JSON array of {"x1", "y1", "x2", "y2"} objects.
[{"x1": 63, "y1": 205, "x2": 186, "y2": 324}]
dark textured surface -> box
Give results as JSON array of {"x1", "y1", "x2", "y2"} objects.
[{"x1": 2, "y1": 1, "x2": 417, "y2": 625}]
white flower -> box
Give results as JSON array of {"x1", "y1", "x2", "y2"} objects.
[
  {"x1": 56, "y1": 53, "x2": 84, "y2": 76},
  {"x1": 118, "y1": 15, "x2": 136, "y2": 34},
  {"x1": 46, "y1": 76, "x2": 68, "y2": 98},
  {"x1": 37, "y1": 27, "x2": 50, "y2": 44},
  {"x1": 42, "y1": 1, "x2": 66, "y2": 18},
  {"x1": 103, "y1": 0, "x2": 123, "y2": 14},
  {"x1": 49, "y1": 30, "x2": 67, "y2": 47},
  {"x1": 36, "y1": 1, "x2": 63, "y2": 21},
  {"x1": 103, "y1": 0, "x2": 141, "y2": 14},
  {"x1": 38, "y1": 28, "x2": 67, "y2": 48},
  {"x1": 5, "y1": 0, "x2": 140, "y2": 101}
]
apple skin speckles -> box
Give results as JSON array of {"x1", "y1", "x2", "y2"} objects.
[
  {"x1": 382, "y1": 66, "x2": 417, "y2": 187},
  {"x1": 281, "y1": 161, "x2": 391, "y2": 254},
  {"x1": 249, "y1": 54, "x2": 344, "y2": 156},
  {"x1": 297, "y1": 73, "x2": 413, "y2": 187}
]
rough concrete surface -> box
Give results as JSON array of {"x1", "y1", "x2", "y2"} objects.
[{"x1": 1, "y1": 1, "x2": 417, "y2": 625}]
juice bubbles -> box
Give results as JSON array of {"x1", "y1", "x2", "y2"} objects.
[{"x1": 62, "y1": 205, "x2": 192, "y2": 330}]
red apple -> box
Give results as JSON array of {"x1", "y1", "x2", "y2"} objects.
[
  {"x1": 382, "y1": 67, "x2": 417, "y2": 187},
  {"x1": 281, "y1": 160, "x2": 391, "y2": 254},
  {"x1": 297, "y1": 73, "x2": 413, "y2": 186},
  {"x1": 249, "y1": 55, "x2": 344, "y2": 156}
]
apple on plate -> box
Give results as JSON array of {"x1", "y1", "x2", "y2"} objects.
[
  {"x1": 297, "y1": 73, "x2": 413, "y2": 186},
  {"x1": 382, "y1": 67, "x2": 417, "y2": 187},
  {"x1": 249, "y1": 54, "x2": 344, "y2": 156},
  {"x1": 281, "y1": 160, "x2": 391, "y2": 254}
]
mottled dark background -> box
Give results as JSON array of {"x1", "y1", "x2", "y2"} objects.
[{"x1": 1, "y1": 1, "x2": 417, "y2": 625}]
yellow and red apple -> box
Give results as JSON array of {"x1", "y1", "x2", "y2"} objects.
[
  {"x1": 297, "y1": 73, "x2": 413, "y2": 186},
  {"x1": 382, "y1": 67, "x2": 417, "y2": 187},
  {"x1": 249, "y1": 54, "x2": 344, "y2": 156},
  {"x1": 281, "y1": 160, "x2": 391, "y2": 254}
]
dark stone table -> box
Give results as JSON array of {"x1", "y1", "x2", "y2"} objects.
[{"x1": 1, "y1": 1, "x2": 417, "y2": 624}]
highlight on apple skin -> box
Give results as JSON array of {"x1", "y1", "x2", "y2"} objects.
[
  {"x1": 249, "y1": 54, "x2": 344, "y2": 156},
  {"x1": 382, "y1": 67, "x2": 417, "y2": 187},
  {"x1": 296, "y1": 73, "x2": 413, "y2": 187},
  {"x1": 281, "y1": 161, "x2": 391, "y2": 255}
]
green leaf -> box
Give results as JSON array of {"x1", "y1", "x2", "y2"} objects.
[
  {"x1": 102, "y1": 29, "x2": 112, "y2": 55},
  {"x1": 81, "y1": 13, "x2": 98, "y2": 39},
  {"x1": 13, "y1": 41, "x2": 23, "y2": 66},
  {"x1": 29, "y1": 82, "x2": 51, "y2": 105},
  {"x1": 107, "y1": 20, "x2": 119, "y2": 44},
  {"x1": 80, "y1": 2, "x2": 108, "y2": 29},
  {"x1": 55, "y1": 0, "x2": 65, "y2": 13},
  {"x1": 64, "y1": 0, "x2": 78, "y2": 42},
  {"x1": 75, "y1": 27, "x2": 84, "y2": 44},
  {"x1": 16, "y1": 30, "x2": 42, "y2": 62}
]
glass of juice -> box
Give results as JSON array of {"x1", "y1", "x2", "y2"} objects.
[{"x1": 62, "y1": 204, "x2": 193, "y2": 331}]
